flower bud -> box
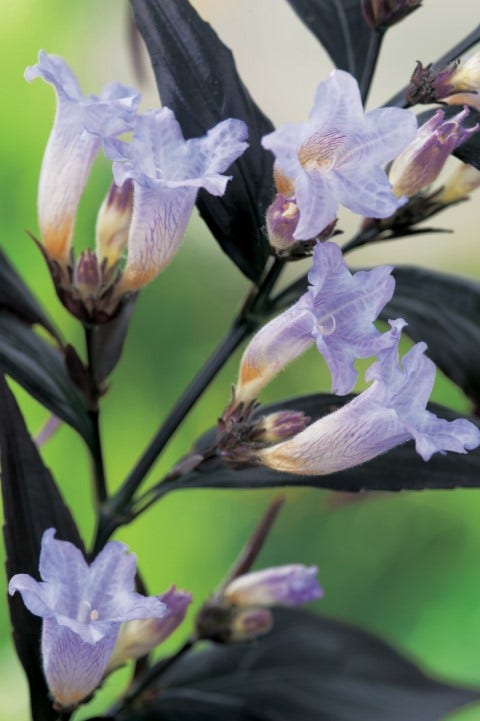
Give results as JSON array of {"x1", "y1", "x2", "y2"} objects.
[
  {"x1": 252, "y1": 410, "x2": 310, "y2": 443},
  {"x1": 106, "y1": 586, "x2": 191, "y2": 671},
  {"x1": 408, "y1": 54, "x2": 480, "y2": 110},
  {"x1": 266, "y1": 194, "x2": 300, "y2": 252},
  {"x1": 362, "y1": 0, "x2": 421, "y2": 30},
  {"x1": 73, "y1": 249, "x2": 101, "y2": 300},
  {"x1": 224, "y1": 565, "x2": 323, "y2": 607},
  {"x1": 230, "y1": 607, "x2": 273, "y2": 641},
  {"x1": 96, "y1": 180, "x2": 133, "y2": 268},
  {"x1": 195, "y1": 602, "x2": 273, "y2": 643},
  {"x1": 442, "y1": 52, "x2": 480, "y2": 111},
  {"x1": 389, "y1": 107, "x2": 478, "y2": 197},
  {"x1": 437, "y1": 162, "x2": 480, "y2": 204}
]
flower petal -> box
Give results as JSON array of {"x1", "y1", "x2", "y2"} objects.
[
  {"x1": 259, "y1": 323, "x2": 480, "y2": 474},
  {"x1": 26, "y1": 51, "x2": 139, "y2": 263},
  {"x1": 41, "y1": 619, "x2": 118, "y2": 708}
]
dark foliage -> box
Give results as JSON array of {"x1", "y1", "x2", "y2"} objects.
[
  {"x1": 0, "y1": 375, "x2": 84, "y2": 721},
  {"x1": 130, "y1": 0, "x2": 274, "y2": 281},
  {"x1": 110, "y1": 609, "x2": 478, "y2": 721}
]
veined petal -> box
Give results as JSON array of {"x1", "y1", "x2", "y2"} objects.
[
  {"x1": 339, "y1": 107, "x2": 417, "y2": 168},
  {"x1": 333, "y1": 165, "x2": 405, "y2": 219},
  {"x1": 306, "y1": 241, "x2": 396, "y2": 394},
  {"x1": 309, "y1": 70, "x2": 365, "y2": 133},
  {"x1": 9, "y1": 529, "x2": 171, "y2": 707},
  {"x1": 235, "y1": 301, "x2": 315, "y2": 404},
  {"x1": 26, "y1": 51, "x2": 139, "y2": 264},
  {"x1": 105, "y1": 108, "x2": 248, "y2": 289},
  {"x1": 261, "y1": 71, "x2": 416, "y2": 241},
  {"x1": 120, "y1": 184, "x2": 197, "y2": 291},
  {"x1": 293, "y1": 172, "x2": 339, "y2": 240},
  {"x1": 258, "y1": 324, "x2": 480, "y2": 474},
  {"x1": 41, "y1": 620, "x2": 118, "y2": 708}
]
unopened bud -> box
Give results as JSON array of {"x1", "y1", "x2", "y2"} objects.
[
  {"x1": 362, "y1": 0, "x2": 421, "y2": 31},
  {"x1": 437, "y1": 162, "x2": 480, "y2": 204},
  {"x1": 408, "y1": 54, "x2": 480, "y2": 110},
  {"x1": 266, "y1": 194, "x2": 300, "y2": 252},
  {"x1": 73, "y1": 249, "x2": 101, "y2": 299},
  {"x1": 252, "y1": 411, "x2": 310, "y2": 443},
  {"x1": 224, "y1": 565, "x2": 323, "y2": 607},
  {"x1": 96, "y1": 180, "x2": 133, "y2": 268},
  {"x1": 230, "y1": 607, "x2": 273, "y2": 641},
  {"x1": 389, "y1": 107, "x2": 478, "y2": 197},
  {"x1": 106, "y1": 586, "x2": 191, "y2": 671},
  {"x1": 196, "y1": 601, "x2": 273, "y2": 643}
]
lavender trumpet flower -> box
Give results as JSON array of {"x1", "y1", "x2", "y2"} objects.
[
  {"x1": 25, "y1": 51, "x2": 139, "y2": 265},
  {"x1": 103, "y1": 108, "x2": 249, "y2": 291},
  {"x1": 235, "y1": 240, "x2": 396, "y2": 402},
  {"x1": 8, "y1": 529, "x2": 171, "y2": 708},
  {"x1": 257, "y1": 322, "x2": 480, "y2": 475},
  {"x1": 261, "y1": 70, "x2": 417, "y2": 240}
]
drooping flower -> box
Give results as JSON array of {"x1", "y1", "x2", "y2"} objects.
[
  {"x1": 103, "y1": 108, "x2": 249, "y2": 291},
  {"x1": 107, "y1": 586, "x2": 192, "y2": 671},
  {"x1": 257, "y1": 321, "x2": 480, "y2": 475},
  {"x1": 8, "y1": 529, "x2": 169, "y2": 708},
  {"x1": 224, "y1": 565, "x2": 323, "y2": 607},
  {"x1": 235, "y1": 240, "x2": 396, "y2": 403},
  {"x1": 389, "y1": 107, "x2": 479, "y2": 197},
  {"x1": 25, "y1": 51, "x2": 140, "y2": 265},
  {"x1": 261, "y1": 70, "x2": 417, "y2": 240}
]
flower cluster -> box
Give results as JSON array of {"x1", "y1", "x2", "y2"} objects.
[
  {"x1": 26, "y1": 51, "x2": 248, "y2": 317},
  {"x1": 232, "y1": 241, "x2": 480, "y2": 474}
]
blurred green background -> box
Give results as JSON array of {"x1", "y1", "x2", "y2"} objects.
[{"x1": 1, "y1": 1, "x2": 480, "y2": 719}]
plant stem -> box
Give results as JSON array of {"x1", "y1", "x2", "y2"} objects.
[
  {"x1": 217, "y1": 495, "x2": 285, "y2": 595},
  {"x1": 110, "y1": 319, "x2": 250, "y2": 510},
  {"x1": 85, "y1": 324, "x2": 107, "y2": 506}
]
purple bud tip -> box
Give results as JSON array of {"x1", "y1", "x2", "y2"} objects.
[{"x1": 266, "y1": 193, "x2": 300, "y2": 251}]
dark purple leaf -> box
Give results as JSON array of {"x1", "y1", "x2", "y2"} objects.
[
  {"x1": 0, "y1": 249, "x2": 60, "y2": 341},
  {"x1": 0, "y1": 374, "x2": 84, "y2": 721},
  {"x1": 284, "y1": 0, "x2": 378, "y2": 87},
  {"x1": 0, "y1": 313, "x2": 94, "y2": 446},
  {"x1": 130, "y1": 0, "x2": 274, "y2": 281},
  {"x1": 111, "y1": 609, "x2": 479, "y2": 721}
]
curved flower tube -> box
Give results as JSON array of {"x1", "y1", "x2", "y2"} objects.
[
  {"x1": 261, "y1": 70, "x2": 417, "y2": 240},
  {"x1": 257, "y1": 322, "x2": 480, "y2": 475},
  {"x1": 25, "y1": 51, "x2": 140, "y2": 265},
  {"x1": 103, "y1": 108, "x2": 249, "y2": 291},
  {"x1": 235, "y1": 240, "x2": 396, "y2": 403},
  {"x1": 224, "y1": 565, "x2": 323, "y2": 607},
  {"x1": 389, "y1": 107, "x2": 479, "y2": 197},
  {"x1": 9, "y1": 529, "x2": 169, "y2": 708}
]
